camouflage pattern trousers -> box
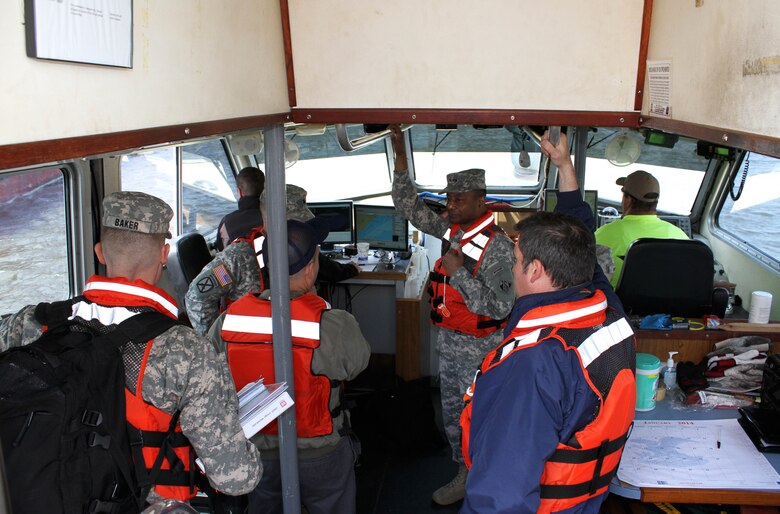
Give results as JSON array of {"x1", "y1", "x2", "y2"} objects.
[{"x1": 437, "y1": 327, "x2": 503, "y2": 464}]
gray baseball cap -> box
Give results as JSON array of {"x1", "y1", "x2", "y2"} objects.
[
  {"x1": 439, "y1": 168, "x2": 487, "y2": 194},
  {"x1": 616, "y1": 170, "x2": 660, "y2": 201},
  {"x1": 102, "y1": 191, "x2": 173, "y2": 238}
]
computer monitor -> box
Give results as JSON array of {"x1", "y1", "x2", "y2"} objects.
[
  {"x1": 353, "y1": 204, "x2": 409, "y2": 251},
  {"x1": 307, "y1": 201, "x2": 354, "y2": 246},
  {"x1": 544, "y1": 189, "x2": 598, "y2": 222}
]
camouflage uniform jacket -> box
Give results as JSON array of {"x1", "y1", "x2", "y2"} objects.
[
  {"x1": 0, "y1": 275, "x2": 262, "y2": 498},
  {"x1": 185, "y1": 240, "x2": 261, "y2": 334},
  {"x1": 186, "y1": 240, "x2": 359, "y2": 335},
  {"x1": 392, "y1": 169, "x2": 515, "y2": 322}
]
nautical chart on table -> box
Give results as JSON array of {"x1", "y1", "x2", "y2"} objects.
[{"x1": 617, "y1": 419, "x2": 780, "y2": 490}]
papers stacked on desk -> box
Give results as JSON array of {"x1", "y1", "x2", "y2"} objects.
[{"x1": 237, "y1": 378, "x2": 294, "y2": 438}]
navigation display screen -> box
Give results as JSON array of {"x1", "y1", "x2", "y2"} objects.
[{"x1": 353, "y1": 204, "x2": 409, "y2": 251}]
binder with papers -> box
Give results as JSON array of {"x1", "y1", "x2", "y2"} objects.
[{"x1": 237, "y1": 378, "x2": 294, "y2": 438}]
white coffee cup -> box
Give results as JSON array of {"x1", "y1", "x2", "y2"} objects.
[
  {"x1": 356, "y1": 242, "x2": 370, "y2": 260},
  {"x1": 748, "y1": 291, "x2": 773, "y2": 324}
]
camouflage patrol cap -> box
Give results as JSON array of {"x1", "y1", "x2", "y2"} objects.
[
  {"x1": 102, "y1": 191, "x2": 173, "y2": 238},
  {"x1": 285, "y1": 185, "x2": 314, "y2": 221},
  {"x1": 439, "y1": 168, "x2": 487, "y2": 194},
  {"x1": 259, "y1": 184, "x2": 315, "y2": 222}
]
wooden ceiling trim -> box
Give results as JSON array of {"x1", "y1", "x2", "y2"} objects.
[
  {"x1": 279, "y1": 0, "x2": 297, "y2": 107},
  {"x1": 0, "y1": 113, "x2": 290, "y2": 170},
  {"x1": 292, "y1": 108, "x2": 641, "y2": 128},
  {"x1": 634, "y1": 0, "x2": 654, "y2": 111},
  {"x1": 641, "y1": 116, "x2": 780, "y2": 158}
]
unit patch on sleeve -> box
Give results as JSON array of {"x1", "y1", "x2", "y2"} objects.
[
  {"x1": 211, "y1": 263, "x2": 233, "y2": 288},
  {"x1": 197, "y1": 276, "x2": 216, "y2": 293}
]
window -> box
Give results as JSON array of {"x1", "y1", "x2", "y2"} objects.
[
  {"x1": 275, "y1": 125, "x2": 391, "y2": 202},
  {"x1": 409, "y1": 125, "x2": 541, "y2": 192},
  {"x1": 583, "y1": 128, "x2": 708, "y2": 216},
  {"x1": 182, "y1": 141, "x2": 238, "y2": 235},
  {"x1": 717, "y1": 152, "x2": 780, "y2": 262},
  {"x1": 120, "y1": 139, "x2": 237, "y2": 239},
  {"x1": 0, "y1": 169, "x2": 69, "y2": 314}
]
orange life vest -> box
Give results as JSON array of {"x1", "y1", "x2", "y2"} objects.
[
  {"x1": 221, "y1": 293, "x2": 335, "y2": 437},
  {"x1": 461, "y1": 291, "x2": 636, "y2": 513},
  {"x1": 125, "y1": 334, "x2": 197, "y2": 501},
  {"x1": 69, "y1": 277, "x2": 196, "y2": 501},
  {"x1": 428, "y1": 211, "x2": 507, "y2": 338}
]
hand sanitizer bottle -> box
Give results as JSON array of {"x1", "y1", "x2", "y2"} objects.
[{"x1": 664, "y1": 351, "x2": 679, "y2": 390}]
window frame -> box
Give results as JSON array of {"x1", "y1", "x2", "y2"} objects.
[
  {"x1": 709, "y1": 150, "x2": 780, "y2": 272},
  {"x1": 0, "y1": 164, "x2": 77, "y2": 314},
  {"x1": 118, "y1": 136, "x2": 239, "y2": 240}
]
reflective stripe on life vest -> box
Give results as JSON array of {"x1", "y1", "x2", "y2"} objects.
[{"x1": 429, "y1": 211, "x2": 507, "y2": 337}]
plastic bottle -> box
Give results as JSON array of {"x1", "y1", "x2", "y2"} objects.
[{"x1": 664, "y1": 351, "x2": 679, "y2": 390}]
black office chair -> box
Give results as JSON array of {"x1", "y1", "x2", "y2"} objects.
[
  {"x1": 166, "y1": 232, "x2": 214, "y2": 310},
  {"x1": 615, "y1": 238, "x2": 728, "y2": 318}
]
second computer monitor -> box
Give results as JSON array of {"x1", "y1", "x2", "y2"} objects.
[
  {"x1": 307, "y1": 201, "x2": 354, "y2": 245},
  {"x1": 544, "y1": 189, "x2": 598, "y2": 222},
  {"x1": 353, "y1": 204, "x2": 409, "y2": 251}
]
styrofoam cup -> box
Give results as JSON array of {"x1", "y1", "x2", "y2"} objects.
[
  {"x1": 748, "y1": 291, "x2": 773, "y2": 324},
  {"x1": 356, "y1": 242, "x2": 370, "y2": 261}
]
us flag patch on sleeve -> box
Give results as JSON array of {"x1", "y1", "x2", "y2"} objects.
[{"x1": 212, "y1": 263, "x2": 233, "y2": 287}]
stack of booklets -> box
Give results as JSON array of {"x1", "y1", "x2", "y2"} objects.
[{"x1": 237, "y1": 377, "x2": 294, "y2": 438}]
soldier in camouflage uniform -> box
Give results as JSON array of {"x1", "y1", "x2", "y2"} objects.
[
  {"x1": 185, "y1": 185, "x2": 359, "y2": 334},
  {"x1": 388, "y1": 126, "x2": 515, "y2": 506},
  {"x1": 0, "y1": 191, "x2": 261, "y2": 503}
]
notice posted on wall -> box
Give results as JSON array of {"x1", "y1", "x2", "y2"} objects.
[
  {"x1": 25, "y1": 0, "x2": 132, "y2": 68},
  {"x1": 647, "y1": 60, "x2": 672, "y2": 118}
]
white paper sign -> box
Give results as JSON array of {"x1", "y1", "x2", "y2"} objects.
[
  {"x1": 647, "y1": 60, "x2": 672, "y2": 118},
  {"x1": 26, "y1": 0, "x2": 132, "y2": 68}
]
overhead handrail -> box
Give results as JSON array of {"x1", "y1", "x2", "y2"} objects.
[{"x1": 335, "y1": 124, "x2": 413, "y2": 152}]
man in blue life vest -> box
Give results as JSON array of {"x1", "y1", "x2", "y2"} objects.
[
  {"x1": 388, "y1": 126, "x2": 516, "y2": 506},
  {"x1": 460, "y1": 132, "x2": 637, "y2": 513},
  {"x1": 209, "y1": 218, "x2": 370, "y2": 514}
]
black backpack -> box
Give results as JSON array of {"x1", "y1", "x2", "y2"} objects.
[{"x1": 0, "y1": 300, "x2": 178, "y2": 514}]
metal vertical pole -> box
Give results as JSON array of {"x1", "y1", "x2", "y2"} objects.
[
  {"x1": 574, "y1": 127, "x2": 588, "y2": 195},
  {"x1": 263, "y1": 124, "x2": 301, "y2": 514}
]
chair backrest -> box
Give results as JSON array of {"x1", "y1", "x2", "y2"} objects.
[
  {"x1": 615, "y1": 238, "x2": 714, "y2": 317},
  {"x1": 166, "y1": 232, "x2": 214, "y2": 308}
]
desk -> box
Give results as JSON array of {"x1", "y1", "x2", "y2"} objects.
[
  {"x1": 329, "y1": 257, "x2": 430, "y2": 381},
  {"x1": 635, "y1": 322, "x2": 780, "y2": 365},
  {"x1": 610, "y1": 401, "x2": 780, "y2": 506}
]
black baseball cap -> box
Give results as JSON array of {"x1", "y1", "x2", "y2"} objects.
[{"x1": 262, "y1": 218, "x2": 330, "y2": 275}]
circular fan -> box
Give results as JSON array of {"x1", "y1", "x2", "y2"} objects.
[
  {"x1": 605, "y1": 131, "x2": 641, "y2": 167},
  {"x1": 284, "y1": 139, "x2": 300, "y2": 168},
  {"x1": 227, "y1": 132, "x2": 263, "y2": 156}
]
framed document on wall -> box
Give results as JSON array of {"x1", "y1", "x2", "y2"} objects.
[{"x1": 25, "y1": 0, "x2": 133, "y2": 68}]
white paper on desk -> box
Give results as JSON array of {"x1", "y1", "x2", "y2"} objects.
[
  {"x1": 617, "y1": 419, "x2": 780, "y2": 490},
  {"x1": 352, "y1": 254, "x2": 381, "y2": 272}
]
